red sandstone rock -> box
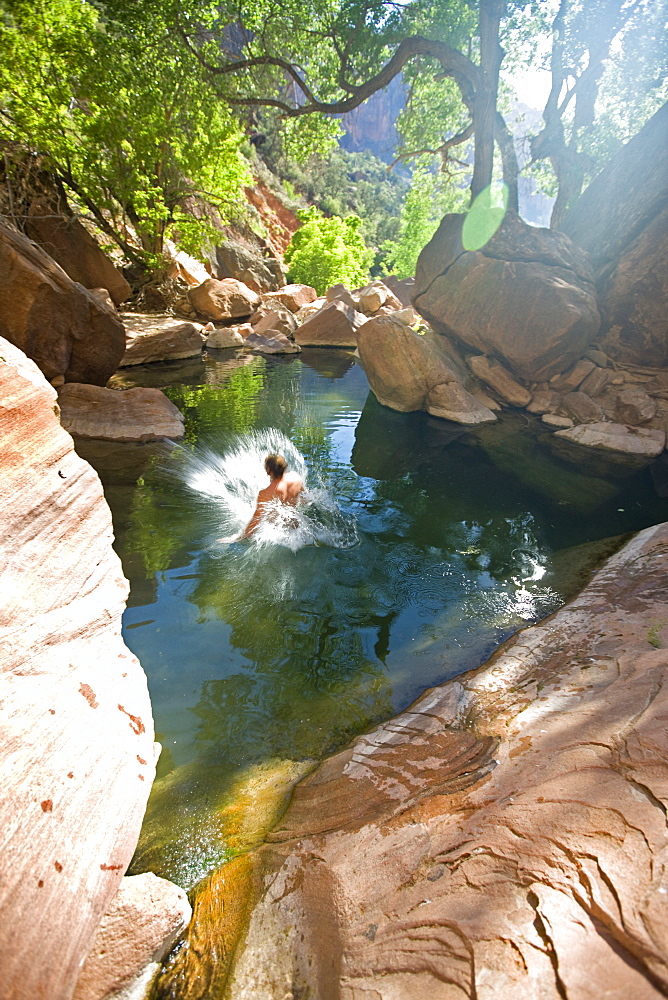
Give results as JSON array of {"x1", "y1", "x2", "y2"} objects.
[
  {"x1": 294, "y1": 299, "x2": 366, "y2": 347},
  {"x1": 0, "y1": 220, "x2": 126, "y2": 385},
  {"x1": 58, "y1": 383, "x2": 185, "y2": 441},
  {"x1": 0, "y1": 337, "x2": 157, "y2": 1000},
  {"x1": 222, "y1": 523, "x2": 668, "y2": 1000},
  {"x1": 120, "y1": 314, "x2": 205, "y2": 366},
  {"x1": 262, "y1": 284, "x2": 317, "y2": 313}
]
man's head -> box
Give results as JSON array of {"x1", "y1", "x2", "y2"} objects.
[{"x1": 264, "y1": 453, "x2": 287, "y2": 480}]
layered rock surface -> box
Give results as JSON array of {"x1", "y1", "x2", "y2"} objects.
[
  {"x1": 121, "y1": 314, "x2": 205, "y2": 366},
  {"x1": 0, "y1": 220, "x2": 126, "y2": 385},
  {"x1": 58, "y1": 383, "x2": 185, "y2": 442},
  {"x1": 0, "y1": 338, "x2": 158, "y2": 1000},
  {"x1": 222, "y1": 522, "x2": 668, "y2": 1000}
]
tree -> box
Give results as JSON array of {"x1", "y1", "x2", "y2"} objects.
[
  {"x1": 0, "y1": 0, "x2": 248, "y2": 262},
  {"x1": 284, "y1": 208, "x2": 372, "y2": 293},
  {"x1": 525, "y1": 0, "x2": 668, "y2": 226}
]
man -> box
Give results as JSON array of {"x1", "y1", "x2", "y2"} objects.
[{"x1": 219, "y1": 453, "x2": 305, "y2": 542}]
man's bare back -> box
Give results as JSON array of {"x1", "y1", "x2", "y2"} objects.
[{"x1": 219, "y1": 453, "x2": 304, "y2": 542}]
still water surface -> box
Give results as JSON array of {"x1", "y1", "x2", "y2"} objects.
[{"x1": 82, "y1": 348, "x2": 667, "y2": 889}]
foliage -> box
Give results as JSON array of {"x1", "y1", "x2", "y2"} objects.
[
  {"x1": 0, "y1": 0, "x2": 249, "y2": 260},
  {"x1": 379, "y1": 164, "x2": 468, "y2": 278},
  {"x1": 284, "y1": 207, "x2": 373, "y2": 293}
]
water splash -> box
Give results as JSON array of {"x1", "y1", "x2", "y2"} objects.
[{"x1": 178, "y1": 428, "x2": 358, "y2": 552}]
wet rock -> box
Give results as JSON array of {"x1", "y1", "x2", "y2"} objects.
[
  {"x1": 554, "y1": 421, "x2": 666, "y2": 458},
  {"x1": 427, "y1": 380, "x2": 498, "y2": 424},
  {"x1": 0, "y1": 219, "x2": 126, "y2": 385},
  {"x1": 251, "y1": 305, "x2": 298, "y2": 340},
  {"x1": 560, "y1": 390, "x2": 605, "y2": 424},
  {"x1": 0, "y1": 338, "x2": 156, "y2": 1000},
  {"x1": 261, "y1": 284, "x2": 317, "y2": 313},
  {"x1": 206, "y1": 327, "x2": 246, "y2": 349},
  {"x1": 58, "y1": 383, "x2": 185, "y2": 441},
  {"x1": 245, "y1": 331, "x2": 301, "y2": 355},
  {"x1": 468, "y1": 354, "x2": 532, "y2": 407},
  {"x1": 72, "y1": 873, "x2": 191, "y2": 1000},
  {"x1": 615, "y1": 386, "x2": 657, "y2": 425},
  {"x1": 413, "y1": 211, "x2": 600, "y2": 381},
  {"x1": 585, "y1": 348, "x2": 611, "y2": 367},
  {"x1": 221, "y1": 523, "x2": 668, "y2": 1000},
  {"x1": 120, "y1": 314, "x2": 204, "y2": 366},
  {"x1": 188, "y1": 278, "x2": 260, "y2": 322},
  {"x1": 294, "y1": 299, "x2": 365, "y2": 348}
]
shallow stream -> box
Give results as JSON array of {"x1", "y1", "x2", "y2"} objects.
[{"x1": 79, "y1": 347, "x2": 667, "y2": 897}]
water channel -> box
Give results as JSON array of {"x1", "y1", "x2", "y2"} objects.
[{"x1": 79, "y1": 346, "x2": 667, "y2": 899}]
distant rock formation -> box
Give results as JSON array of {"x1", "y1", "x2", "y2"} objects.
[
  {"x1": 562, "y1": 101, "x2": 668, "y2": 367},
  {"x1": 0, "y1": 220, "x2": 126, "y2": 385}
]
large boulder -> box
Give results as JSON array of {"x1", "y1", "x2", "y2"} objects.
[
  {"x1": 0, "y1": 338, "x2": 158, "y2": 1000},
  {"x1": 58, "y1": 383, "x2": 185, "y2": 441},
  {"x1": 357, "y1": 315, "x2": 496, "y2": 424},
  {"x1": 23, "y1": 177, "x2": 131, "y2": 306},
  {"x1": 261, "y1": 283, "x2": 317, "y2": 313},
  {"x1": 188, "y1": 278, "x2": 260, "y2": 322},
  {"x1": 214, "y1": 239, "x2": 284, "y2": 292},
  {"x1": 413, "y1": 211, "x2": 600, "y2": 382},
  {"x1": 120, "y1": 314, "x2": 204, "y2": 366},
  {"x1": 0, "y1": 220, "x2": 126, "y2": 385},
  {"x1": 562, "y1": 103, "x2": 668, "y2": 367},
  {"x1": 554, "y1": 421, "x2": 666, "y2": 459},
  {"x1": 220, "y1": 523, "x2": 668, "y2": 999},
  {"x1": 294, "y1": 299, "x2": 366, "y2": 348}
]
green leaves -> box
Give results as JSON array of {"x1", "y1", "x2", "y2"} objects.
[{"x1": 285, "y1": 207, "x2": 373, "y2": 293}]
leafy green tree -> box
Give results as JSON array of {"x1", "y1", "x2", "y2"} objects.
[
  {"x1": 0, "y1": 0, "x2": 248, "y2": 261},
  {"x1": 379, "y1": 164, "x2": 468, "y2": 277},
  {"x1": 284, "y1": 208, "x2": 373, "y2": 293}
]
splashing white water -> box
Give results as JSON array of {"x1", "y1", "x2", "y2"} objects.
[{"x1": 180, "y1": 429, "x2": 358, "y2": 552}]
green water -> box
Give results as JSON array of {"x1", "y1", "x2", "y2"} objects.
[{"x1": 80, "y1": 348, "x2": 667, "y2": 890}]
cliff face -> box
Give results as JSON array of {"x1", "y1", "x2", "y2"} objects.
[{"x1": 0, "y1": 338, "x2": 157, "y2": 1000}]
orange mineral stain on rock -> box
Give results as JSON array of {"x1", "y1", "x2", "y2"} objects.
[
  {"x1": 78, "y1": 683, "x2": 98, "y2": 709},
  {"x1": 117, "y1": 704, "x2": 145, "y2": 735},
  {"x1": 40, "y1": 800, "x2": 53, "y2": 813}
]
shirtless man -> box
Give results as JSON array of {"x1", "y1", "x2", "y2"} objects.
[{"x1": 219, "y1": 453, "x2": 305, "y2": 542}]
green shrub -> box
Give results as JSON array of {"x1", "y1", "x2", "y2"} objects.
[{"x1": 284, "y1": 208, "x2": 372, "y2": 295}]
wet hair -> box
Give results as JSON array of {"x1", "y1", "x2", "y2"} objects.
[{"x1": 264, "y1": 453, "x2": 287, "y2": 479}]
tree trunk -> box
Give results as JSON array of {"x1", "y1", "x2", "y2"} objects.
[{"x1": 471, "y1": 0, "x2": 505, "y2": 201}]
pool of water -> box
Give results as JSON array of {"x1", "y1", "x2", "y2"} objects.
[{"x1": 80, "y1": 347, "x2": 667, "y2": 889}]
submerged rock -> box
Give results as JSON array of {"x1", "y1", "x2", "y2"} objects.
[
  {"x1": 58, "y1": 383, "x2": 185, "y2": 441},
  {"x1": 554, "y1": 420, "x2": 666, "y2": 459},
  {"x1": 219, "y1": 523, "x2": 668, "y2": 1000}
]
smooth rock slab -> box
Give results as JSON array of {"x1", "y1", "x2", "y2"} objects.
[
  {"x1": 120, "y1": 314, "x2": 205, "y2": 366},
  {"x1": 244, "y1": 331, "x2": 301, "y2": 355},
  {"x1": 72, "y1": 873, "x2": 191, "y2": 1000},
  {"x1": 222, "y1": 523, "x2": 668, "y2": 1000},
  {"x1": 0, "y1": 338, "x2": 156, "y2": 1000},
  {"x1": 554, "y1": 420, "x2": 666, "y2": 457},
  {"x1": 206, "y1": 327, "x2": 245, "y2": 349},
  {"x1": 58, "y1": 383, "x2": 185, "y2": 441}
]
